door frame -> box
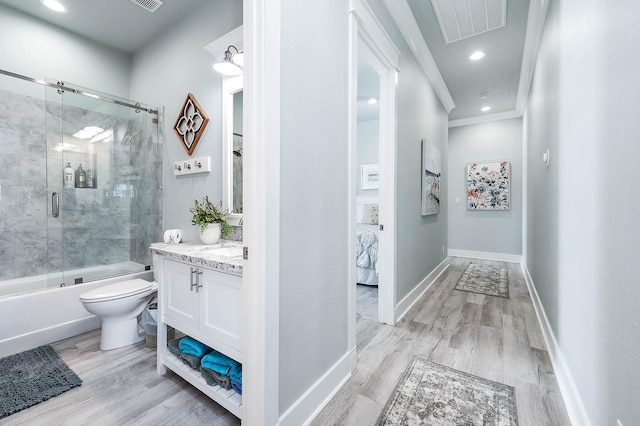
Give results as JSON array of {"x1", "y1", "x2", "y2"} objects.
[{"x1": 348, "y1": 0, "x2": 400, "y2": 355}]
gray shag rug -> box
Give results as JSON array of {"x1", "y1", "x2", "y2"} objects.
[
  {"x1": 0, "y1": 345, "x2": 82, "y2": 419},
  {"x1": 378, "y1": 356, "x2": 518, "y2": 426},
  {"x1": 455, "y1": 263, "x2": 509, "y2": 298}
]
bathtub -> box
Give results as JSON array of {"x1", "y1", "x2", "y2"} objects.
[{"x1": 0, "y1": 268, "x2": 154, "y2": 358}]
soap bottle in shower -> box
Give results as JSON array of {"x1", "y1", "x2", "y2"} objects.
[
  {"x1": 86, "y1": 168, "x2": 95, "y2": 188},
  {"x1": 63, "y1": 162, "x2": 74, "y2": 188},
  {"x1": 75, "y1": 164, "x2": 87, "y2": 188}
]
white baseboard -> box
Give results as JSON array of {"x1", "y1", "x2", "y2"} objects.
[
  {"x1": 448, "y1": 249, "x2": 522, "y2": 263},
  {"x1": 394, "y1": 258, "x2": 450, "y2": 323},
  {"x1": 0, "y1": 316, "x2": 100, "y2": 358},
  {"x1": 279, "y1": 347, "x2": 355, "y2": 426},
  {"x1": 520, "y1": 262, "x2": 591, "y2": 426}
]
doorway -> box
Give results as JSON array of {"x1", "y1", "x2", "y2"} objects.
[
  {"x1": 348, "y1": 0, "x2": 400, "y2": 357},
  {"x1": 355, "y1": 51, "x2": 381, "y2": 344}
]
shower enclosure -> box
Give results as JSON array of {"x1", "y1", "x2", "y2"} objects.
[{"x1": 0, "y1": 69, "x2": 163, "y2": 297}]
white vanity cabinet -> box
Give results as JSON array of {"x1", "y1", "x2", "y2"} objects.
[
  {"x1": 151, "y1": 243, "x2": 243, "y2": 419},
  {"x1": 163, "y1": 258, "x2": 243, "y2": 361}
]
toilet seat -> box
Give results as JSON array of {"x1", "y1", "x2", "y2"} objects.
[{"x1": 80, "y1": 279, "x2": 157, "y2": 303}]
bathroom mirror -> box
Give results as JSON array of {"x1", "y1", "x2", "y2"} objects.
[{"x1": 222, "y1": 76, "x2": 243, "y2": 224}]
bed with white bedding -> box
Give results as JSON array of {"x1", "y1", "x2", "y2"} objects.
[{"x1": 356, "y1": 223, "x2": 379, "y2": 285}]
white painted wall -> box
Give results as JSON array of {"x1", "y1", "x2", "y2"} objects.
[
  {"x1": 448, "y1": 118, "x2": 522, "y2": 256},
  {"x1": 357, "y1": 119, "x2": 379, "y2": 198},
  {"x1": 369, "y1": 0, "x2": 449, "y2": 303},
  {"x1": 0, "y1": 5, "x2": 131, "y2": 98},
  {"x1": 278, "y1": 0, "x2": 350, "y2": 414},
  {"x1": 525, "y1": 0, "x2": 640, "y2": 424},
  {"x1": 129, "y1": 1, "x2": 243, "y2": 244}
]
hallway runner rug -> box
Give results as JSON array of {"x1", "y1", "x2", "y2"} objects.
[
  {"x1": 377, "y1": 356, "x2": 518, "y2": 425},
  {"x1": 455, "y1": 262, "x2": 509, "y2": 298},
  {"x1": 0, "y1": 345, "x2": 82, "y2": 419}
]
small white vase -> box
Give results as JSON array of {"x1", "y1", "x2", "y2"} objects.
[{"x1": 199, "y1": 223, "x2": 221, "y2": 245}]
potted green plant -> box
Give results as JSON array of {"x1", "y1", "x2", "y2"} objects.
[{"x1": 190, "y1": 196, "x2": 233, "y2": 244}]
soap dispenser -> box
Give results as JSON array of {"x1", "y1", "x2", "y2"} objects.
[
  {"x1": 63, "y1": 162, "x2": 74, "y2": 188},
  {"x1": 75, "y1": 164, "x2": 87, "y2": 188},
  {"x1": 86, "y1": 167, "x2": 95, "y2": 188}
]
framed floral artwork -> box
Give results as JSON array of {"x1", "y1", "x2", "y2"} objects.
[
  {"x1": 173, "y1": 93, "x2": 209, "y2": 155},
  {"x1": 466, "y1": 160, "x2": 510, "y2": 210}
]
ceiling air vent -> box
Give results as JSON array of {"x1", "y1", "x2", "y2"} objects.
[
  {"x1": 130, "y1": 0, "x2": 163, "y2": 13},
  {"x1": 431, "y1": 0, "x2": 507, "y2": 44}
]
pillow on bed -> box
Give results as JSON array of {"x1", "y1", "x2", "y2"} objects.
[{"x1": 360, "y1": 204, "x2": 379, "y2": 225}]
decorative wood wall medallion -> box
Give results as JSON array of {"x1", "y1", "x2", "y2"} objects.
[{"x1": 173, "y1": 93, "x2": 209, "y2": 155}]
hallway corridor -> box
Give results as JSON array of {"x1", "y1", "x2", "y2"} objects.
[{"x1": 313, "y1": 257, "x2": 571, "y2": 425}]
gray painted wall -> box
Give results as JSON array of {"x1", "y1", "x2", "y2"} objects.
[
  {"x1": 525, "y1": 0, "x2": 640, "y2": 424},
  {"x1": 278, "y1": 0, "x2": 349, "y2": 413},
  {"x1": 0, "y1": 5, "x2": 131, "y2": 98},
  {"x1": 357, "y1": 119, "x2": 379, "y2": 198},
  {"x1": 129, "y1": 1, "x2": 243, "y2": 244},
  {"x1": 448, "y1": 119, "x2": 522, "y2": 255},
  {"x1": 369, "y1": 0, "x2": 449, "y2": 303}
]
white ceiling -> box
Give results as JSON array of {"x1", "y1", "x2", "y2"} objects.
[
  {"x1": 357, "y1": 54, "x2": 380, "y2": 123},
  {"x1": 0, "y1": 0, "x2": 208, "y2": 53},
  {"x1": 1, "y1": 0, "x2": 532, "y2": 124},
  {"x1": 406, "y1": 0, "x2": 531, "y2": 122}
]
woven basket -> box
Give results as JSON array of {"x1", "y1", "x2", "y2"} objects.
[{"x1": 145, "y1": 327, "x2": 175, "y2": 348}]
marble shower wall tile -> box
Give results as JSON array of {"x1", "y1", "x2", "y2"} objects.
[{"x1": 0, "y1": 88, "x2": 163, "y2": 285}]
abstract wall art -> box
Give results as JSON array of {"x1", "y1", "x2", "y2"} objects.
[
  {"x1": 361, "y1": 163, "x2": 380, "y2": 190},
  {"x1": 422, "y1": 139, "x2": 441, "y2": 216},
  {"x1": 466, "y1": 160, "x2": 510, "y2": 210}
]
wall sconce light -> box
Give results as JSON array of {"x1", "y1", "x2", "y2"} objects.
[{"x1": 213, "y1": 45, "x2": 243, "y2": 76}]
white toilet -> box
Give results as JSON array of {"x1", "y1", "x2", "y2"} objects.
[{"x1": 80, "y1": 278, "x2": 158, "y2": 350}]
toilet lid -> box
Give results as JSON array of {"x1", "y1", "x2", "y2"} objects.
[{"x1": 80, "y1": 279, "x2": 156, "y2": 302}]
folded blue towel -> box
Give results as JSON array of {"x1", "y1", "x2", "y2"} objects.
[
  {"x1": 229, "y1": 366, "x2": 242, "y2": 384},
  {"x1": 231, "y1": 379, "x2": 242, "y2": 395},
  {"x1": 179, "y1": 336, "x2": 211, "y2": 358},
  {"x1": 201, "y1": 350, "x2": 241, "y2": 376}
]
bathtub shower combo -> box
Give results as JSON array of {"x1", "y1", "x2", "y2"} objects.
[{"x1": 0, "y1": 69, "x2": 162, "y2": 356}]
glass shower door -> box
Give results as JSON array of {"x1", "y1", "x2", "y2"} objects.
[
  {"x1": 45, "y1": 83, "x2": 65, "y2": 288},
  {"x1": 46, "y1": 82, "x2": 161, "y2": 287},
  {"x1": 0, "y1": 73, "x2": 57, "y2": 294}
]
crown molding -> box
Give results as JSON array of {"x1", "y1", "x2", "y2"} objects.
[
  {"x1": 515, "y1": 0, "x2": 550, "y2": 112},
  {"x1": 350, "y1": 0, "x2": 400, "y2": 70},
  {"x1": 383, "y1": 0, "x2": 455, "y2": 113},
  {"x1": 448, "y1": 109, "x2": 522, "y2": 128}
]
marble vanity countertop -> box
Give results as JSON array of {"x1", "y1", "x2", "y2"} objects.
[{"x1": 150, "y1": 241, "x2": 243, "y2": 276}]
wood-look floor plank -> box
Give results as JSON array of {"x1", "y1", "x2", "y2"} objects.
[
  {"x1": 2, "y1": 330, "x2": 240, "y2": 426},
  {"x1": 5, "y1": 257, "x2": 569, "y2": 426},
  {"x1": 312, "y1": 257, "x2": 571, "y2": 426}
]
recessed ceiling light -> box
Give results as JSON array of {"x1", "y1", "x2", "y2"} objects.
[
  {"x1": 479, "y1": 92, "x2": 489, "y2": 100},
  {"x1": 469, "y1": 51, "x2": 486, "y2": 61},
  {"x1": 42, "y1": 0, "x2": 67, "y2": 12},
  {"x1": 481, "y1": 106, "x2": 491, "y2": 112},
  {"x1": 367, "y1": 98, "x2": 378, "y2": 105}
]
